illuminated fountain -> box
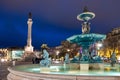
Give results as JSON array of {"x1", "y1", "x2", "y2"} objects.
[
  {"x1": 7, "y1": 7, "x2": 120, "y2": 80},
  {"x1": 67, "y1": 7, "x2": 105, "y2": 57},
  {"x1": 67, "y1": 6, "x2": 106, "y2": 71}
]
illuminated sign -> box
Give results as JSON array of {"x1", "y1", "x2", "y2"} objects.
[{"x1": 12, "y1": 50, "x2": 24, "y2": 59}]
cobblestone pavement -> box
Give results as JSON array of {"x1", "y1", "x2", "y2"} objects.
[{"x1": 0, "y1": 61, "x2": 32, "y2": 80}]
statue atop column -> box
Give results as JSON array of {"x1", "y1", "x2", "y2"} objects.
[{"x1": 28, "y1": 12, "x2": 32, "y2": 19}]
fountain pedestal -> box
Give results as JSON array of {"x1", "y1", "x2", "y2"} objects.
[
  {"x1": 80, "y1": 63, "x2": 89, "y2": 71},
  {"x1": 89, "y1": 63, "x2": 104, "y2": 70},
  {"x1": 97, "y1": 63, "x2": 104, "y2": 70},
  {"x1": 70, "y1": 63, "x2": 80, "y2": 70}
]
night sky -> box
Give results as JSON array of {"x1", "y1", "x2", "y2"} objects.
[{"x1": 0, "y1": 0, "x2": 120, "y2": 49}]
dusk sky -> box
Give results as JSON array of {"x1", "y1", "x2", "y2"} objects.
[{"x1": 0, "y1": 0, "x2": 120, "y2": 49}]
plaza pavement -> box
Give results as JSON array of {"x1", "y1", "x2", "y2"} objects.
[{"x1": 0, "y1": 61, "x2": 32, "y2": 80}]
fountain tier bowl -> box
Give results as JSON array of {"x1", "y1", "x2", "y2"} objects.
[{"x1": 7, "y1": 64, "x2": 120, "y2": 80}]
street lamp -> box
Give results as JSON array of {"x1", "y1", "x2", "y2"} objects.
[
  {"x1": 96, "y1": 42, "x2": 103, "y2": 56},
  {"x1": 56, "y1": 50, "x2": 60, "y2": 59},
  {"x1": 67, "y1": 49, "x2": 70, "y2": 52},
  {"x1": 56, "y1": 51, "x2": 60, "y2": 55},
  {"x1": 96, "y1": 42, "x2": 103, "y2": 50}
]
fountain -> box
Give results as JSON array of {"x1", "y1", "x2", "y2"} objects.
[
  {"x1": 67, "y1": 6, "x2": 106, "y2": 71},
  {"x1": 7, "y1": 7, "x2": 120, "y2": 80}
]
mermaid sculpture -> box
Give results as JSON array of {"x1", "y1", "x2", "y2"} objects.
[
  {"x1": 110, "y1": 51, "x2": 116, "y2": 67},
  {"x1": 40, "y1": 49, "x2": 51, "y2": 67},
  {"x1": 64, "y1": 53, "x2": 70, "y2": 64}
]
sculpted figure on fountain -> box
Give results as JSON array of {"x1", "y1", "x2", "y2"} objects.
[
  {"x1": 40, "y1": 49, "x2": 51, "y2": 67},
  {"x1": 64, "y1": 53, "x2": 70, "y2": 64}
]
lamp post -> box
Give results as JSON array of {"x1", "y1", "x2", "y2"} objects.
[
  {"x1": 96, "y1": 42, "x2": 103, "y2": 56},
  {"x1": 67, "y1": 49, "x2": 70, "y2": 52},
  {"x1": 96, "y1": 43, "x2": 102, "y2": 50},
  {"x1": 56, "y1": 50, "x2": 60, "y2": 60}
]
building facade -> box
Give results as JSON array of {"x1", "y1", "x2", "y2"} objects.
[{"x1": 104, "y1": 27, "x2": 120, "y2": 57}]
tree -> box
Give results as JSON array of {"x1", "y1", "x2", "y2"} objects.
[{"x1": 60, "y1": 40, "x2": 80, "y2": 58}]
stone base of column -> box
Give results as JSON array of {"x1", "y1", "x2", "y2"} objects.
[{"x1": 24, "y1": 45, "x2": 34, "y2": 52}]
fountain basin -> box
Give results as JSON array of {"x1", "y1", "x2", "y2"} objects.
[{"x1": 7, "y1": 64, "x2": 120, "y2": 80}]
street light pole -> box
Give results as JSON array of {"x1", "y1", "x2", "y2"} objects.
[{"x1": 56, "y1": 51, "x2": 60, "y2": 60}]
